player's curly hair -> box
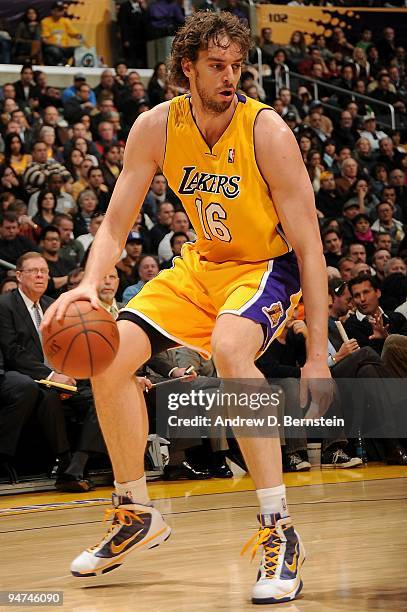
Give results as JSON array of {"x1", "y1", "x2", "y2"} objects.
[{"x1": 168, "y1": 12, "x2": 252, "y2": 90}]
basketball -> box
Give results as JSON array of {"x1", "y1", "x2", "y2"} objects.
[{"x1": 43, "y1": 300, "x2": 120, "y2": 379}]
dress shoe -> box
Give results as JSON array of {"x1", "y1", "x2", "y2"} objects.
[
  {"x1": 210, "y1": 451, "x2": 233, "y2": 478},
  {"x1": 386, "y1": 446, "x2": 407, "y2": 466},
  {"x1": 163, "y1": 461, "x2": 211, "y2": 481},
  {"x1": 0, "y1": 460, "x2": 19, "y2": 484},
  {"x1": 210, "y1": 462, "x2": 233, "y2": 478},
  {"x1": 55, "y1": 473, "x2": 94, "y2": 492}
]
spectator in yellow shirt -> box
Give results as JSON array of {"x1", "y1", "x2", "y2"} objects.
[{"x1": 41, "y1": 1, "x2": 82, "y2": 66}]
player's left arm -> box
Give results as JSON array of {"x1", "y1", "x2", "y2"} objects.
[{"x1": 254, "y1": 110, "x2": 329, "y2": 375}]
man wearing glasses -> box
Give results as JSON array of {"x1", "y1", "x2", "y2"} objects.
[{"x1": 0, "y1": 252, "x2": 106, "y2": 490}]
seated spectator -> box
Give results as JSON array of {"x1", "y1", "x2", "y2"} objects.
[
  {"x1": 97, "y1": 267, "x2": 121, "y2": 318},
  {"x1": 352, "y1": 214, "x2": 375, "y2": 258},
  {"x1": 372, "y1": 248, "x2": 391, "y2": 285},
  {"x1": 39, "y1": 225, "x2": 72, "y2": 296},
  {"x1": 331, "y1": 110, "x2": 358, "y2": 151},
  {"x1": 63, "y1": 121, "x2": 99, "y2": 160},
  {"x1": 39, "y1": 106, "x2": 69, "y2": 149},
  {"x1": 70, "y1": 157, "x2": 94, "y2": 201},
  {"x1": 38, "y1": 126, "x2": 63, "y2": 163},
  {"x1": 348, "y1": 243, "x2": 368, "y2": 266},
  {"x1": 351, "y1": 262, "x2": 372, "y2": 278},
  {"x1": 116, "y1": 231, "x2": 144, "y2": 300},
  {"x1": 41, "y1": 1, "x2": 82, "y2": 66},
  {"x1": 100, "y1": 145, "x2": 121, "y2": 194},
  {"x1": 67, "y1": 267, "x2": 84, "y2": 290},
  {"x1": 148, "y1": 62, "x2": 168, "y2": 107},
  {"x1": 158, "y1": 211, "x2": 195, "y2": 263},
  {"x1": 13, "y1": 64, "x2": 39, "y2": 107},
  {"x1": 93, "y1": 69, "x2": 121, "y2": 109},
  {"x1": 160, "y1": 231, "x2": 188, "y2": 269},
  {"x1": 63, "y1": 82, "x2": 95, "y2": 124},
  {"x1": 338, "y1": 256, "x2": 355, "y2": 282},
  {"x1": 306, "y1": 148, "x2": 325, "y2": 193},
  {"x1": 371, "y1": 73, "x2": 405, "y2": 115},
  {"x1": 335, "y1": 158, "x2": 360, "y2": 199},
  {"x1": 53, "y1": 213, "x2": 84, "y2": 268},
  {"x1": 389, "y1": 169, "x2": 407, "y2": 220},
  {"x1": 2, "y1": 133, "x2": 32, "y2": 177},
  {"x1": 9, "y1": 108, "x2": 35, "y2": 150},
  {"x1": 73, "y1": 189, "x2": 98, "y2": 237},
  {"x1": 0, "y1": 212, "x2": 39, "y2": 266},
  {"x1": 62, "y1": 74, "x2": 96, "y2": 106},
  {"x1": 360, "y1": 114, "x2": 388, "y2": 152},
  {"x1": 120, "y1": 82, "x2": 148, "y2": 132},
  {"x1": 90, "y1": 95, "x2": 116, "y2": 134},
  {"x1": 64, "y1": 148, "x2": 85, "y2": 183},
  {"x1": 353, "y1": 138, "x2": 377, "y2": 176},
  {"x1": 87, "y1": 166, "x2": 110, "y2": 212},
  {"x1": 340, "y1": 202, "x2": 359, "y2": 246},
  {"x1": 76, "y1": 210, "x2": 104, "y2": 252},
  {"x1": 374, "y1": 230, "x2": 393, "y2": 255},
  {"x1": 0, "y1": 278, "x2": 17, "y2": 294},
  {"x1": 27, "y1": 171, "x2": 75, "y2": 217},
  {"x1": 345, "y1": 274, "x2": 407, "y2": 355},
  {"x1": 23, "y1": 141, "x2": 71, "y2": 194},
  {"x1": 343, "y1": 179, "x2": 379, "y2": 218},
  {"x1": 323, "y1": 228, "x2": 344, "y2": 268},
  {"x1": 122, "y1": 255, "x2": 159, "y2": 302},
  {"x1": 14, "y1": 7, "x2": 42, "y2": 65},
  {"x1": 371, "y1": 201, "x2": 404, "y2": 255},
  {"x1": 384, "y1": 257, "x2": 407, "y2": 278},
  {"x1": 377, "y1": 137, "x2": 404, "y2": 173},
  {"x1": 94, "y1": 121, "x2": 118, "y2": 157},
  {"x1": 0, "y1": 165, "x2": 29, "y2": 202},
  {"x1": 142, "y1": 172, "x2": 179, "y2": 222},
  {"x1": 0, "y1": 251, "x2": 106, "y2": 490},
  {"x1": 31, "y1": 189, "x2": 57, "y2": 230},
  {"x1": 316, "y1": 171, "x2": 344, "y2": 219}
]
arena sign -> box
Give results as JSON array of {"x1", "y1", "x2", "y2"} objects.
[{"x1": 255, "y1": 5, "x2": 407, "y2": 46}]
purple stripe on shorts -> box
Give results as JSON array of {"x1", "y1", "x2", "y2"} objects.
[{"x1": 240, "y1": 251, "x2": 301, "y2": 346}]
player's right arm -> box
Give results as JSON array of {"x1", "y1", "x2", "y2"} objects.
[{"x1": 42, "y1": 103, "x2": 169, "y2": 327}]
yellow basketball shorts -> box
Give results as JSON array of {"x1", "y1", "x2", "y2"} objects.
[{"x1": 118, "y1": 244, "x2": 302, "y2": 358}]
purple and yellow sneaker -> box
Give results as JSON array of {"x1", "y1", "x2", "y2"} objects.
[
  {"x1": 71, "y1": 493, "x2": 171, "y2": 577},
  {"x1": 242, "y1": 513, "x2": 305, "y2": 604}
]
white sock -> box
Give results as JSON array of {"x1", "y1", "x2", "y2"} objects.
[
  {"x1": 257, "y1": 484, "x2": 289, "y2": 517},
  {"x1": 115, "y1": 475, "x2": 150, "y2": 506}
]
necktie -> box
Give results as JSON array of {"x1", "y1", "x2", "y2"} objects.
[
  {"x1": 33, "y1": 303, "x2": 50, "y2": 367},
  {"x1": 32, "y1": 303, "x2": 42, "y2": 331}
]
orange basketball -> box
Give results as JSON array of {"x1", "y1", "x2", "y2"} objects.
[{"x1": 43, "y1": 300, "x2": 120, "y2": 379}]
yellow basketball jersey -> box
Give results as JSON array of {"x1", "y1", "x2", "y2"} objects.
[{"x1": 163, "y1": 93, "x2": 292, "y2": 263}]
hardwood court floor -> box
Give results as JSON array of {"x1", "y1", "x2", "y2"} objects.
[{"x1": 1, "y1": 467, "x2": 406, "y2": 611}]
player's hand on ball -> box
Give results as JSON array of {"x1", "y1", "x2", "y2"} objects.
[{"x1": 41, "y1": 283, "x2": 100, "y2": 330}]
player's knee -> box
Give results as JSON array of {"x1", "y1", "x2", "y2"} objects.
[{"x1": 212, "y1": 336, "x2": 246, "y2": 373}]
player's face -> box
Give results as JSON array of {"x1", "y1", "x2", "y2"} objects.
[{"x1": 186, "y1": 40, "x2": 243, "y2": 115}]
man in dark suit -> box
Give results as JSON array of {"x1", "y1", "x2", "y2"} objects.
[
  {"x1": 13, "y1": 64, "x2": 39, "y2": 107},
  {"x1": 0, "y1": 342, "x2": 71, "y2": 484},
  {"x1": 0, "y1": 251, "x2": 106, "y2": 491},
  {"x1": 345, "y1": 274, "x2": 407, "y2": 355}
]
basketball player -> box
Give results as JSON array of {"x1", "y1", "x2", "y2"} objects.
[{"x1": 43, "y1": 13, "x2": 332, "y2": 605}]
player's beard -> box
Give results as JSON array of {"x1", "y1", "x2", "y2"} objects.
[{"x1": 195, "y1": 74, "x2": 234, "y2": 115}]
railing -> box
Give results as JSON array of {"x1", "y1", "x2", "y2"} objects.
[
  {"x1": 284, "y1": 71, "x2": 396, "y2": 130},
  {"x1": 0, "y1": 259, "x2": 15, "y2": 271},
  {"x1": 253, "y1": 48, "x2": 396, "y2": 130}
]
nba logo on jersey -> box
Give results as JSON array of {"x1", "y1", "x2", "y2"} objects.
[{"x1": 228, "y1": 148, "x2": 235, "y2": 163}]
